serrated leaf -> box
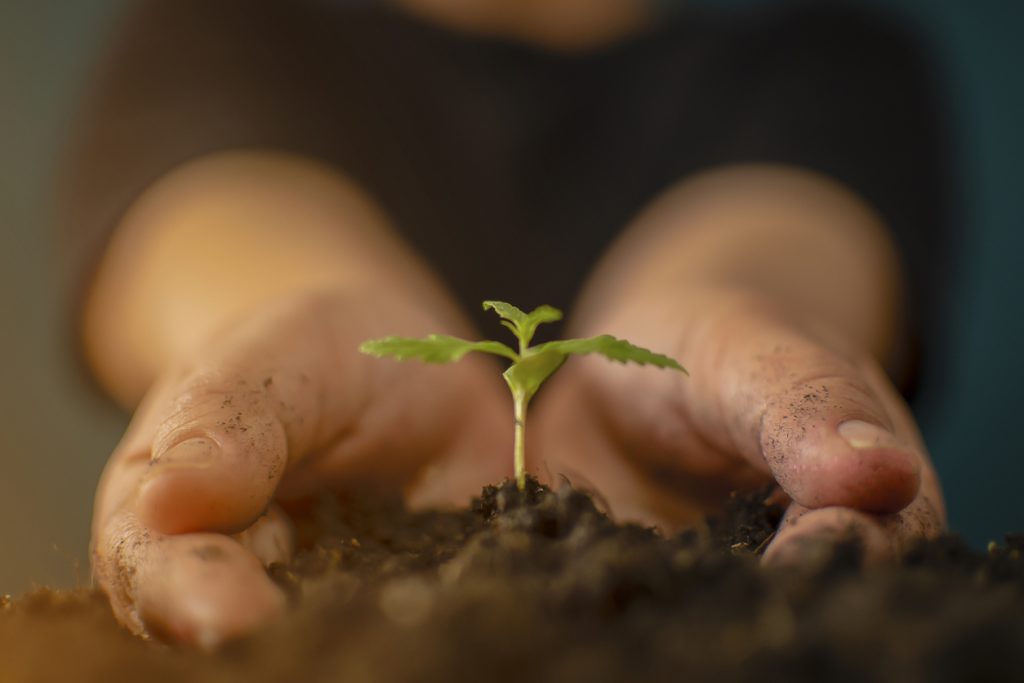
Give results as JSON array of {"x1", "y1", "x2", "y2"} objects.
[
  {"x1": 483, "y1": 300, "x2": 563, "y2": 347},
  {"x1": 482, "y1": 301, "x2": 530, "y2": 327},
  {"x1": 533, "y1": 335, "x2": 687, "y2": 373},
  {"x1": 359, "y1": 334, "x2": 519, "y2": 364}
]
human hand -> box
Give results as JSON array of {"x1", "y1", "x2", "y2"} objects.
[
  {"x1": 530, "y1": 286, "x2": 944, "y2": 562},
  {"x1": 91, "y1": 288, "x2": 511, "y2": 646}
]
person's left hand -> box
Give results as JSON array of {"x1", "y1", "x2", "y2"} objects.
[{"x1": 529, "y1": 286, "x2": 944, "y2": 563}]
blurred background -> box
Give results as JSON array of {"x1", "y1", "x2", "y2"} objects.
[{"x1": 1, "y1": 0, "x2": 1021, "y2": 596}]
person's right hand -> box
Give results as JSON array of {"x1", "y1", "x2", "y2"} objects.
[{"x1": 91, "y1": 287, "x2": 512, "y2": 647}]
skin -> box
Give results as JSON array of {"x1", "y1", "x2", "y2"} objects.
[
  {"x1": 86, "y1": 152, "x2": 514, "y2": 645},
  {"x1": 530, "y1": 166, "x2": 944, "y2": 561},
  {"x1": 83, "y1": 2, "x2": 944, "y2": 647}
]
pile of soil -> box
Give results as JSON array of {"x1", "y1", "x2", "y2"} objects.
[{"x1": 2, "y1": 479, "x2": 1023, "y2": 682}]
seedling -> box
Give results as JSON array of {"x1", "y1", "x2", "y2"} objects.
[{"x1": 359, "y1": 301, "x2": 687, "y2": 491}]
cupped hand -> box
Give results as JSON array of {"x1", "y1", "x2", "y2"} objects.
[
  {"x1": 91, "y1": 288, "x2": 511, "y2": 646},
  {"x1": 530, "y1": 286, "x2": 945, "y2": 563}
]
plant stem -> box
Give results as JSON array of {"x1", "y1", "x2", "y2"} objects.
[{"x1": 513, "y1": 393, "x2": 528, "y2": 491}]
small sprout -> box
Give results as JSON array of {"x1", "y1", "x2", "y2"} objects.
[{"x1": 360, "y1": 300, "x2": 687, "y2": 491}]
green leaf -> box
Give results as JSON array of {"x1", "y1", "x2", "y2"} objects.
[
  {"x1": 482, "y1": 301, "x2": 530, "y2": 328},
  {"x1": 502, "y1": 349, "x2": 566, "y2": 403},
  {"x1": 533, "y1": 335, "x2": 687, "y2": 374},
  {"x1": 483, "y1": 300, "x2": 563, "y2": 348},
  {"x1": 359, "y1": 334, "x2": 519, "y2": 364}
]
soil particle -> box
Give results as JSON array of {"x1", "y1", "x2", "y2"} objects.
[{"x1": 3, "y1": 480, "x2": 1024, "y2": 682}]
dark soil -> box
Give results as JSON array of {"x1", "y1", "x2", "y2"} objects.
[{"x1": 3, "y1": 479, "x2": 1024, "y2": 682}]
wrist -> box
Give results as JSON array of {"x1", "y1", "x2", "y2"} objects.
[
  {"x1": 82, "y1": 151, "x2": 458, "y2": 407},
  {"x1": 571, "y1": 165, "x2": 906, "y2": 371}
]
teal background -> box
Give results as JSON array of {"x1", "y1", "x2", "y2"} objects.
[
  {"x1": 0, "y1": 1, "x2": 1021, "y2": 595},
  {"x1": 890, "y1": 0, "x2": 1024, "y2": 555}
]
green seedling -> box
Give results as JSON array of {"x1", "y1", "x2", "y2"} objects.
[{"x1": 359, "y1": 301, "x2": 687, "y2": 491}]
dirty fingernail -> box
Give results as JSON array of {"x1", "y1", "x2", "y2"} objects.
[
  {"x1": 153, "y1": 437, "x2": 217, "y2": 469},
  {"x1": 837, "y1": 420, "x2": 900, "y2": 450}
]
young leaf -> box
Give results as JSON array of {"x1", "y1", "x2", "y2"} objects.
[
  {"x1": 534, "y1": 335, "x2": 688, "y2": 374},
  {"x1": 481, "y1": 300, "x2": 531, "y2": 328},
  {"x1": 482, "y1": 300, "x2": 563, "y2": 348},
  {"x1": 359, "y1": 334, "x2": 519, "y2": 364},
  {"x1": 502, "y1": 349, "x2": 566, "y2": 402}
]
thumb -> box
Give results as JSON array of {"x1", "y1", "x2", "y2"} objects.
[
  {"x1": 686, "y1": 305, "x2": 922, "y2": 513},
  {"x1": 132, "y1": 301, "x2": 366, "y2": 535},
  {"x1": 136, "y1": 381, "x2": 290, "y2": 535}
]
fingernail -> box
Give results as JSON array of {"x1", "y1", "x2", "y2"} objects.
[
  {"x1": 837, "y1": 420, "x2": 901, "y2": 450},
  {"x1": 152, "y1": 437, "x2": 217, "y2": 470}
]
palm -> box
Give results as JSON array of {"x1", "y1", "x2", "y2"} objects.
[
  {"x1": 530, "y1": 294, "x2": 944, "y2": 561},
  {"x1": 530, "y1": 349, "x2": 765, "y2": 529}
]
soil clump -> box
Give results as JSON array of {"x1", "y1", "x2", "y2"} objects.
[{"x1": 2, "y1": 479, "x2": 1023, "y2": 682}]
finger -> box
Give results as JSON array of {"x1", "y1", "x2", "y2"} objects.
[
  {"x1": 763, "y1": 489, "x2": 945, "y2": 567},
  {"x1": 127, "y1": 292, "x2": 373, "y2": 535},
  {"x1": 557, "y1": 292, "x2": 924, "y2": 517},
  {"x1": 763, "y1": 506, "x2": 895, "y2": 566},
  {"x1": 529, "y1": 364, "x2": 734, "y2": 530},
  {"x1": 93, "y1": 510, "x2": 287, "y2": 648},
  {"x1": 679, "y1": 299, "x2": 924, "y2": 513},
  {"x1": 764, "y1": 434, "x2": 944, "y2": 567}
]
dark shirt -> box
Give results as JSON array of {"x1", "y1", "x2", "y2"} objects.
[{"x1": 60, "y1": 0, "x2": 952, "y2": 395}]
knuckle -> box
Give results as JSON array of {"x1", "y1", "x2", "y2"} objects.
[
  {"x1": 760, "y1": 368, "x2": 891, "y2": 444},
  {"x1": 153, "y1": 371, "x2": 278, "y2": 447}
]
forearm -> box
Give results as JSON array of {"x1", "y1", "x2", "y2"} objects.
[
  {"x1": 571, "y1": 164, "x2": 906, "y2": 367},
  {"x1": 82, "y1": 150, "x2": 462, "y2": 408}
]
